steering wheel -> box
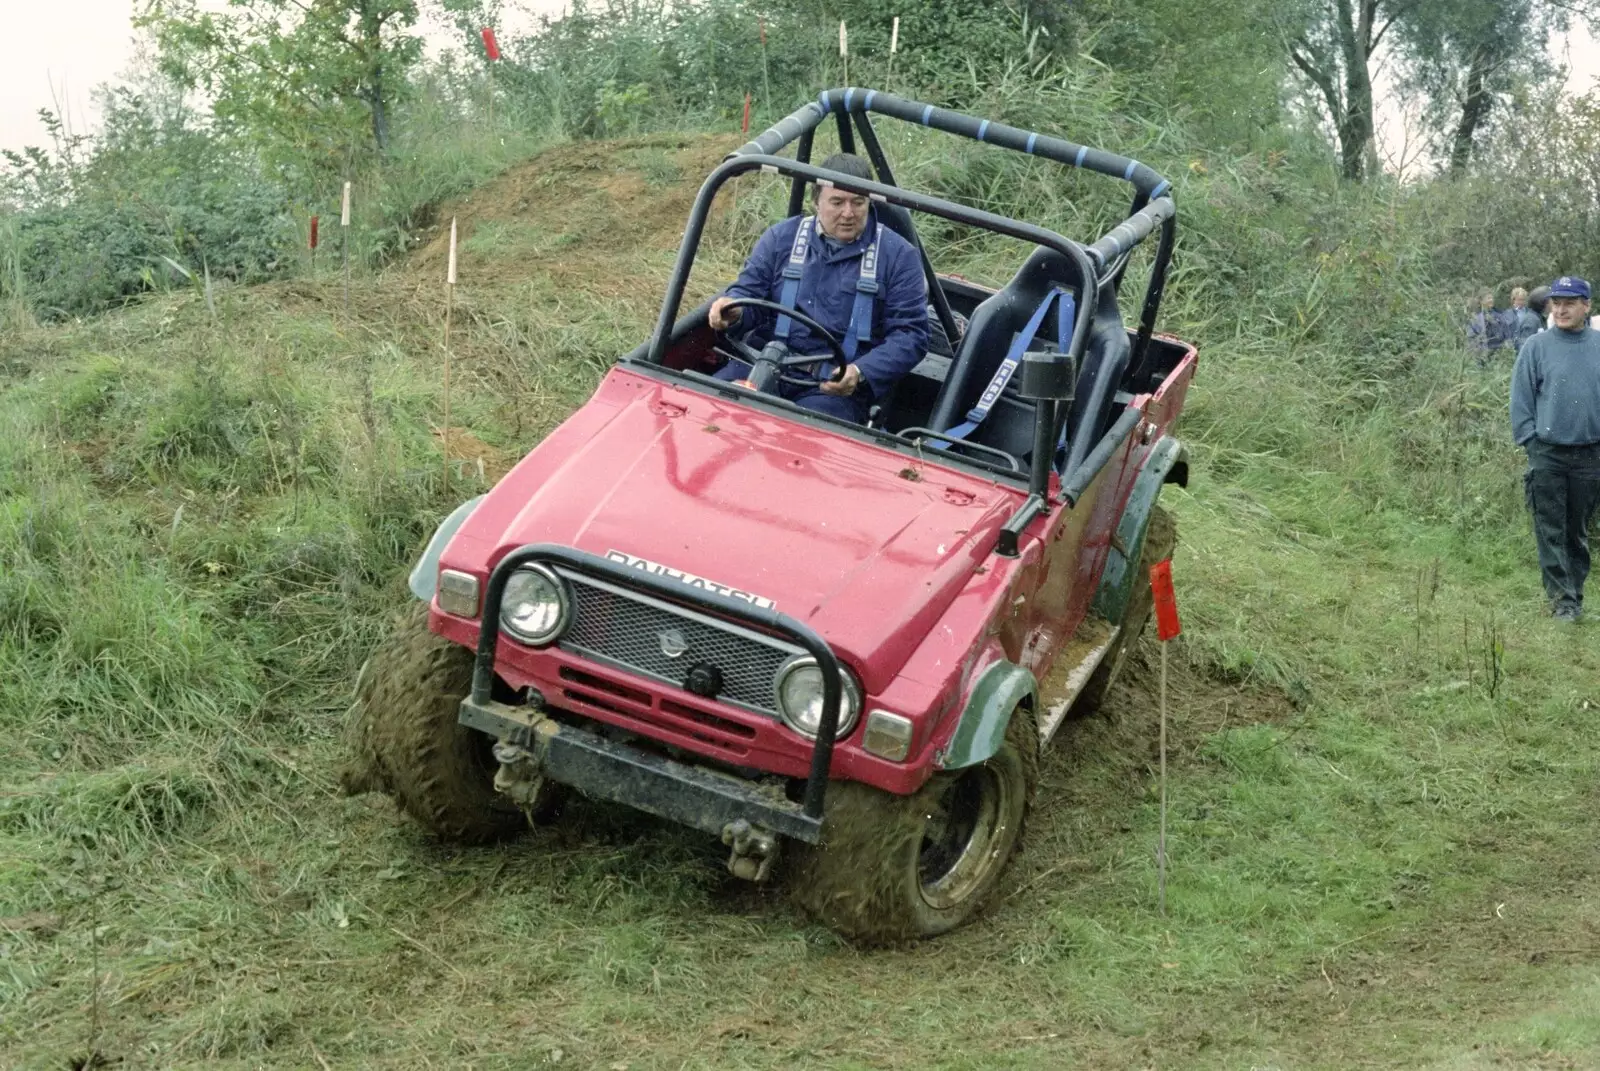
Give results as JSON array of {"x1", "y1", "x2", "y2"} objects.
[{"x1": 714, "y1": 297, "x2": 850, "y2": 387}]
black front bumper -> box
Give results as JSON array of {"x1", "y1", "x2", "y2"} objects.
[
  {"x1": 466, "y1": 544, "x2": 848, "y2": 826},
  {"x1": 460, "y1": 694, "x2": 824, "y2": 844}
]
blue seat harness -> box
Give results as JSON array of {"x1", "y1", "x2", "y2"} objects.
[
  {"x1": 773, "y1": 215, "x2": 883, "y2": 370},
  {"x1": 936, "y1": 286, "x2": 1076, "y2": 446}
]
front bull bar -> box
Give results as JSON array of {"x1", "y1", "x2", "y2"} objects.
[{"x1": 464, "y1": 544, "x2": 846, "y2": 824}]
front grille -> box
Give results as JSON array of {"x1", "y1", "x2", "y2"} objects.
[{"x1": 557, "y1": 571, "x2": 799, "y2": 716}]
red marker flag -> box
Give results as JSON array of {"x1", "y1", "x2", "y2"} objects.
[
  {"x1": 741, "y1": 92, "x2": 751, "y2": 134},
  {"x1": 759, "y1": 18, "x2": 766, "y2": 44},
  {"x1": 481, "y1": 27, "x2": 501, "y2": 61},
  {"x1": 1149, "y1": 559, "x2": 1181, "y2": 641},
  {"x1": 308, "y1": 215, "x2": 319, "y2": 250}
]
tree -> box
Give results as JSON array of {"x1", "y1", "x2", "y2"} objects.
[
  {"x1": 1391, "y1": 0, "x2": 1563, "y2": 175},
  {"x1": 138, "y1": 0, "x2": 423, "y2": 169},
  {"x1": 1284, "y1": 0, "x2": 1399, "y2": 182},
  {"x1": 1286, "y1": 0, "x2": 1578, "y2": 181}
]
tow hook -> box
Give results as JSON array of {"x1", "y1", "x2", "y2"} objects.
[
  {"x1": 492, "y1": 737, "x2": 550, "y2": 815},
  {"x1": 721, "y1": 819, "x2": 780, "y2": 882}
]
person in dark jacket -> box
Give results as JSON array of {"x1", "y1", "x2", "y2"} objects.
[
  {"x1": 1468, "y1": 289, "x2": 1503, "y2": 364},
  {"x1": 1506, "y1": 286, "x2": 1542, "y2": 349},
  {"x1": 708, "y1": 153, "x2": 929, "y2": 423},
  {"x1": 1528, "y1": 285, "x2": 1552, "y2": 325},
  {"x1": 1510, "y1": 275, "x2": 1600, "y2": 621}
]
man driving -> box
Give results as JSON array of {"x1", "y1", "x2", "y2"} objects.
[{"x1": 708, "y1": 153, "x2": 929, "y2": 424}]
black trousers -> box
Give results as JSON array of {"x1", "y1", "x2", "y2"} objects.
[{"x1": 1525, "y1": 440, "x2": 1600, "y2": 611}]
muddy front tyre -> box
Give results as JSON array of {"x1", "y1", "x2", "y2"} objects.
[
  {"x1": 340, "y1": 606, "x2": 526, "y2": 844},
  {"x1": 1075, "y1": 504, "x2": 1176, "y2": 717},
  {"x1": 791, "y1": 704, "x2": 1038, "y2": 944}
]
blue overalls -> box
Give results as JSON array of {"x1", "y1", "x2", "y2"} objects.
[{"x1": 716, "y1": 210, "x2": 929, "y2": 423}]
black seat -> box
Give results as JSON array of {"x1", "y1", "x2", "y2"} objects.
[
  {"x1": 927, "y1": 247, "x2": 1078, "y2": 463},
  {"x1": 1060, "y1": 280, "x2": 1131, "y2": 473},
  {"x1": 928, "y1": 247, "x2": 1131, "y2": 473},
  {"x1": 876, "y1": 202, "x2": 918, "y2": 246}
]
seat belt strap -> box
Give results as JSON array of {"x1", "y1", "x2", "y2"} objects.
[
  {"x1": 773, "y1": 215, "x2": 814, "y2": 343},
  {"x1": 1051, "y1": 291, "x2": 1081, "y2": 469},
  {"x1": 936, "y1": 287, "x2": 1070, "y2": 446},
  {"x1": 842, "y1": 222, "x2": 882, "y2": 362}
]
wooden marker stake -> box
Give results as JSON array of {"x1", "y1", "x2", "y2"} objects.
[
  {"x1": 759, "y1": 19, "x2": 772, "y2": 122},
  {"x1": 443, "y1": 216, "x2": 457, "y2": 495},
  {"x1": 888, "y1": 17, "x2": 900, "y2": 89},
  {"x1": 1149, "y1": 557, "x2": 1183, "y2": 918},
  {"x1": 340, "y1": 181, "x2": 352, "y2": 313}
]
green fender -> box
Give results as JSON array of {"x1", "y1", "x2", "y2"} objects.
[
  {"x1": 1092, "y1": 436, "x2": 1187, "y2": 623},
  {"x1": 937, "y1": 660, "x2": 1039, "y2": 769},
  {"x1": 407, "y1": 495, "x2": 484, "y2": 603}
]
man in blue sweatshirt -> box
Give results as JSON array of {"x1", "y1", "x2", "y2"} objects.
[
  {"x1": 708, "y1": 153, "x2": 929, "y2": 424},
  {"x1": 1511, "y1": 275, "x2": 1600, "y2": 621}
]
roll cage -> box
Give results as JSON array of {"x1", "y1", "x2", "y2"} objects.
[{"x1": 631, "y1": 88, "x2": 1176, "y2": 537}]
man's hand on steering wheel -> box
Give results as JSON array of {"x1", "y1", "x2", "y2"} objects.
[
  {"x1": 708, "y1": 296, "x2": 742, "y2": 331},
  {"x1": 708, "y1": 296, "x2": 855, "y2": 391},
  {"x1": 819, "y1": 363, "x2": 862, "y2": 397}
]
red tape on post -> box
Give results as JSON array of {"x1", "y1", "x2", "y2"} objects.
[
  {"x1": 481, "y1": 27, "x2": 501, "y2": 61},
  {"x1": 308, "y1": 215, "x2": 319, "y2": 250},
  {"x1": 741, "y1": 93, "x2": 752, "y2": 134},
  {"x1": 1149, "y1": 559, "x2": 1181, "y2": 642}
]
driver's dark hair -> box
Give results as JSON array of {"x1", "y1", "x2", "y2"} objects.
[{"x1": 813, "y1": 153, "x2": 874, "y2": 201}]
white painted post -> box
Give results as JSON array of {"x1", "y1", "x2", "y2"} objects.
[
  {"x1": 443, "y1": 216, "x2": 457, "y2": 495},
  {"x1": 340, "y1": 180, "x2": 352, "y2": 313},
  {"x1": 760, "y1": 19, "x2": 772, "y2": 122},
  {"x1": 888, "y1": 17, "x2": 900, "y2": 88},
  {"x1": 1159, "y1": 638, "x2": 1168, "y2": 917},
  {"x1": 1148, "y1": 558, "x2": 1181, "y2": 919},
  {"x1": 839, "y1": 21, "x2": 848, "y2": 86}
]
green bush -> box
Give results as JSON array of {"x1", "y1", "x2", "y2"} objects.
[{"x1": 2, "y1": 91, "x2": 293, "y2": 320}]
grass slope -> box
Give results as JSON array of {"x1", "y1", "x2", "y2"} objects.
[{"x1": 2, "y1": 133, "x2": 1599, "y2": 1070}]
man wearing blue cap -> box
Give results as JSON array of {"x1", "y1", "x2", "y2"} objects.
[{"x1": 1511, "y1": 276, "x2": 1600, "y2": 621}]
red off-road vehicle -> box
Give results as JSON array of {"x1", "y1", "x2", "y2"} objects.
[{"x1": 345, "y1": 90, "x2": 1196, "y2": 944}]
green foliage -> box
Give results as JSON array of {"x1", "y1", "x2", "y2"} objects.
[
  {"x1": 1430, "y1": 85, "x2": 1600, "y2": 288},
  {"x1": 1390, "y1": 0, "x2": 1564, "y2": 173},
  {"x1": 476, "y1": 0, "x2": 829, "y2": 137},
  {"x1": 1, "y1": 91, "x2": 292, "y2": 320},
  {"x1": 139, "y1": 0, "x2": 423, "y2": 168},
  {"x1": 1074, "y1": 0, "x2": 1290, "y2": 149},
  {"x1": 788, "y1": 0, "x2": 1066, "y2": 97}
]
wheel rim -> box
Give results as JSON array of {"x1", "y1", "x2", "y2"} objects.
[{"x1": 917, "y1": 763, "x2": 1016, "y2": 911}]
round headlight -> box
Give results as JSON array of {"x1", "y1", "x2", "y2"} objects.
[
  {"x1": 500, "y1": 565, "x2": 569, "y2": 646},
  {"x1": 774, "y1": 657, "x2": 862, "y2": 740}
]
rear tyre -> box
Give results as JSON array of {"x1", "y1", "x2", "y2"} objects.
[
  {"x1": 790, "y1": 704, "x2": 1038, "y2": 944},
  {"x1": 340, "y1": 605, "x2": 527, "y2": 844},
  {"x1": 1075, "y1": 504, "x2": 1175, "y2": 717}
]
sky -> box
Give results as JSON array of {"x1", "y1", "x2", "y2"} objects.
[
  {"x1": 4, "y1": 1, "x2": 1600, "y2": 158},
  {"x1": 0, "y1": 0, "x2": 565, "y2": 155}
]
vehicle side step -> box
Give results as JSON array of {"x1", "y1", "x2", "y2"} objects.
[{"x1": 1036, "y1": 618, "x2": 1121, "y2": 746}]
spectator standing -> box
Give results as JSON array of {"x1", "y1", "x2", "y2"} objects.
[
  {"x1": 1507, "y1": 286, "x2": 1542, "y2": 349},
  {"x1": 1510, "y1": 276, "x2": 1600, "y2": 622},
  {"x1": 1468, "y1": 290, "x2": 1502, "y2": 363},
  {"x1": 1523, "y1": 283, "x2": 1548, "y2": 321}
]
